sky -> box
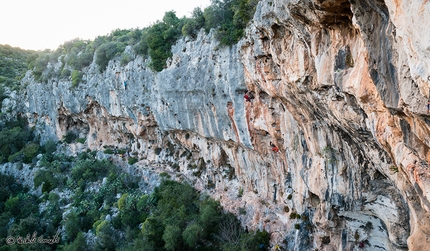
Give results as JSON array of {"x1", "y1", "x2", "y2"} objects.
[{"x1": 0, "y1": 0, "x2": 212, "y2": 51}]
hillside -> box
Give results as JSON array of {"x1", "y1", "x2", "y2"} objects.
[{"x1": 0, "y1": 45, "x2": 38, "y2": 109}]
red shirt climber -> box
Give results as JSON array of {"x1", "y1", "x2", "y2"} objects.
[
  {"x1": 244, "y1": 92, "x2": 251, "y2": 102},
  {"x1": 244, "y1": 91, "x2": 254, "y2": 102},
  {"x1": 270, "y1": 142, "x2": 279, "y2": 152}
]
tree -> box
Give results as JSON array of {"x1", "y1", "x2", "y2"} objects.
[
  {"x1": 141, "y1": 216, "x2": 165, "y2": 248},
  {"x1": 0, "y1": 84, "x2": 6, "y2": 109},
  {"x1": 163, "y1": 11, "x2": 180, "y2": 27},
  {"x1": 43, "y1": 140, "x2": 57, "y2": 155},
  {"x1": 64, "y1": 211, "x2": 80, "y2": 242},
  {"x1": 146, "y1": 22, "x2": 172, "y2": 71},
  {"x1": 22, "y1": 142, "x2": 39, "y2": 164},
  {"x1": 163, "y1": 224, "x2": 182, "y2": 250},
  {"x1": 182, "y1": 222, "x2": 202, "y2": 247},
  {"x1": 192, "y1": 7, "x2": 206, "y2": 28},
  {"x1": 216, "y1": 213, "x2": 244, "y2": 247},
  {"x1": 0, "y1": 124, "x2": 32, "y2": 163},
  {"x1": 76, "y1": 51, "x2": 94, "y2": 69},
  {"x1": 95, "y1": 42, "x2": 121, "y2": 72},
  {"x1": 63, "y1": 232, "x2": 89, "y2": 251},
  {"x1": 94, "y1": 221, "x2": 117, "y2": 251}
]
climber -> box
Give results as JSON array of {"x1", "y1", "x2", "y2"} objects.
[
  {"x1": 270, "y1": 141, "x2": 279, "y2": 153},
  {"x1": 114, "y1": 147, "x2": 118, "y2": 155},
  {"x1": 244, "y1": 91, "x2": 251, "y2": 102},
  {"x1": 244, "y1": 91, "x2": 254, "y2": 102},
  {"x1": 124, "y1": 81, "x2": 127, "y2": 90},
  {"x1": 427, "y1": 76, "x2": 430, "y2": 113}
]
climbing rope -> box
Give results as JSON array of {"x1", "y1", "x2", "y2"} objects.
[
  {"x1": 428, "y1": 76, "x2": 430, "y2": 114},
  {"x1": 122, "y1": 72, "x2": 127, "y2": 90}
]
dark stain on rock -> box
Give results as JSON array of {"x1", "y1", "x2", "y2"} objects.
[{"x1": 351, "y1": 0, "x2": 399, "y2": 108}]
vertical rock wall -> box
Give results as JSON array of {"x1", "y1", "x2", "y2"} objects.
[{"x1": 239, "y1": 0, "x2": 430, "y2": 250}]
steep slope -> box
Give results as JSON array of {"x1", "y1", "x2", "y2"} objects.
[{"x1": 3, "y1": 0, "x2": 430, "y2": 250}]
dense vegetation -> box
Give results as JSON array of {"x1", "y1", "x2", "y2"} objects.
[
  {"x1": 0, "y1": 152, "x2": 270, "y2": 251},
  {"x1": 0, "y1": 116, "x2": 40, "y2": 164},
  {"x1": 128, "y1": 180, "x2": 270, "y2": 251},
  {"x1": 0, "y1": 116, "x2": 270, "y2": 250},
  {"x1": 0, "y1": 45, "x2": 39, "y2": 109},
  {"x1": 0, "y1": 173, "x2": 45, "y2": 251},
  {"x1": 0, "y1": 44, "x2": 38, "y2": 88}
]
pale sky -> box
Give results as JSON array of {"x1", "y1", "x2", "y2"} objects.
[{"x1": 0, "y1": 0, "x2": 211, "y2": 51}]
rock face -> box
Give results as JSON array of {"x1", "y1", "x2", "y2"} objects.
[{"x1": 5, "y1": 0, "x2": 430, "y2": 250}]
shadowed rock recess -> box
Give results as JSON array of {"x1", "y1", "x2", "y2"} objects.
[{"x1": 5, "y1": 0, "x2": 430, "y2": 250}]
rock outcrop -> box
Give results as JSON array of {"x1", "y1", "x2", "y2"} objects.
[{"x1": 4, "y1": 0, "x2": 430, "y2": 250}]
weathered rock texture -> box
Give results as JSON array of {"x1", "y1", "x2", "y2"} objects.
[{"x1": 4, "y1": 0, "x2": 430, "y2": 250}]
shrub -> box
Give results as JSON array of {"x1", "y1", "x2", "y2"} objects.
[
  {"x1": 159, "y1": 172, "x2": 171, "y2": 179},
  {"x1": 95, "y1": 41, "x2": 123, "y2": 72},
  {"x1": 34, "y1": 170, "x2": 58, "y2": 193},
  {"x1": 64, "y1": 131, "x2": 77, "y2": 143},
  {"x1": 117, "y1": 193, "x2": 129, "y2": 211},
  {"x1": 71, "y1": 158, "x2": 113, "y2": 183},
  {"x1": 120, "y1": 53, "x2": 133, "y2": 66},
  {"x1": 204, "y1": 0, "x2": 259, "y2": 46},
  {"x1": 30, "y1": 53, "x2": 50, "y2": 81},
  {"x1": 71, "y1": 70, "x2": 83, "y2": 88},
  {"x1": 44, "y1": 140, "x2": 57, "y2": 155},
  {"x1": 22, "y1": 143, "x2": 39, "y2": 163},
  {"x1": 171, "y1": 163, "x2": 180, "y2": 171},
  {"x1": 322, "y1": 145, "x2": 337, "y2": 164},
  {"x1": 290, "y1": 212, "x2": 301, "y2": 219},
  {"x1": 128, "y1": 157, "x2": 138, "y2": 165},
  {"x1": 104, "y1": 149, "x2": 114, "y2": 154},
  {"x1": 8, "y1": 151, "x2": 23, "y2": 163},
  {"x1": 60, "y1": 68, "x2": 71, "y2": 78},
  {"x1": 76, "y1": 51, "x2": 94, "y2": 69},
  {"x1": 76, "y1": 138, "x2": 86, "y2": 144},
  {"x1": 182, "y1": 8, "x2": 205, "y2": 38},
  {"x1": 390, "y1": 166, "x2": 399, "y2": 173}
]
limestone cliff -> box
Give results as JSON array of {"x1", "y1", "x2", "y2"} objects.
[{"x1": 4, "y1": 0, "x2": 430, "y2": 250}]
